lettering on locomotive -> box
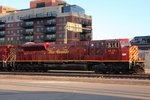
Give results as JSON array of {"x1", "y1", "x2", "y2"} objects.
[{"x1": 46, "y1": 48, "x2": 69, "y2": 54}]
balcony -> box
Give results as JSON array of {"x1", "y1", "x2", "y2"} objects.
[
  {"x1": 20, "y1": 13, "x2": 57, "y2": 21},
  {"x1": 43, "y1": 37, "x2": 56, "y2": 42},
  {"x1": 80, "y1": 34, "x2": 91, "y2": 41},
  {"x1": 45, "y1": 20, "x2": 56, "y2": 26},
  {"x1": 0, "y1": 20, "x2": 5, "y2": 24},
  {"x1": 24, "y1": 36, "x2": 34, "y2": 42},
  {"x1": 23, "y1": 32, "x2": 34, "y2": 36},
  {"x1": 22, "y1": 22, "x2": 34, "y2": 28},
  {"x1": 0, "y1": 25, "x2": 5, "y2": 31},
  {"x1": 81, "y1": 20, "x2": 91, "y2": 26},
  {"x1": 80, "y1": 37, "x2": 91, "y2": 41},
  {"x1": 80, "y1": 37, "x2": 87, "y2": 41},
  {"x1": 82, "y1": 29, "x2": 92, "y2": 34},
  {"x1": 44, "y1": 29, "x2": 56, "y2": 34},
  {"x1": 23, "y1": 29, "x2": 34, "y2": 36},
  {"x1": 0, "y1": 31, "x2": 5, "y2": 37}
]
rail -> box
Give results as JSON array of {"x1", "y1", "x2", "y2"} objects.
[{"x1": 0, "y1": 72, "x2": 150, "y2": 80}]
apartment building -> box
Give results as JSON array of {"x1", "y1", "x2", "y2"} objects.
[{"x1": 0, "y1": 0, "x2": 92, "y2": 44}]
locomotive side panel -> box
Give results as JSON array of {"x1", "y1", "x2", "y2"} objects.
[{"x1": 0, "y1": 39, "x2": 144, "y2": 74}]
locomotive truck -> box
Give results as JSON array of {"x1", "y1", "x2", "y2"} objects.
[{"x1": 0, "y1": 38, "x2": 145, "y2": 74}]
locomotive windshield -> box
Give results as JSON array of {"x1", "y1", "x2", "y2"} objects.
[
  {"x1": 106, "y1": 42, "x2": 119, "y2": 48},
  {"x1": 120, "y1": 42, "x2": 131, "y2": 47}
]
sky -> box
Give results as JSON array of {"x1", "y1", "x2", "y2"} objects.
[{"x1": 0, "y1": 0, "x2": 150, "y2": 40}]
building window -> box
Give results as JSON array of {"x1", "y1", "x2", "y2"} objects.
[
  {"x1": 17, "y1": 16, "x2": 20, "y2": 20},
  {"x1": 58, "y1": 33, "x2": 64, "y2": 38},
  {"x1": 74, "y1": 17, "x2": 78, "y2": 23},
  {"x1": 0, "y1": 38, "x2": 4, "y2": 41},
  {"x1": 63, "y1": 5, "x2": 85, "y2": 14},
  {"x1": 25, "y1": 21, "x2": 34, "y2": 26},
  {"x1": 20, "y1": 37, "x2": 23, "y2": 40},
  {"x1": 40, "y1": 35, "x2": 44, "y2": 39},
  {"x1": 46, "y1": 27, "x2": 56, "y2": 31},
  {"x1": 11, "y1": 16, "x2": 14, "y2": 20},
  {"x1": 8, "y1": 17, "x2": 10, "y2": 21},
  {"x1": 11, "y1": 30, "x2": 13, "y2": 34},
  {"x1": 41, "y1": 27, "x2": 44, "y2": 31},
  {"x1": 20, "y1": 30, "x2": 23, "y2": 33},
  {"x1": 21, "y1": 22, "x2": 23, "y2": 25},
  {"x1": 36, "y1": 13, "x2": 44, "y2": 17},
  {"x1": 7, "y1": 30, "x2": 11, "y2": 34},
  {"x1": 26, "y1": 29, "x2": 33, "y2": 32},
  {"x1": 7, "y1": 23, "x2": 13, "y2": 27},
  {"x1": 7, "y1": 37, "x2": 10, "y2": 41},
  {"x1": 47, "y1": 11, "x2": 57, "y2": 17},
  {"x1": 36, "y1": 28, "x2": 40, "y2": 32},
  {"x1": 16, "y1": 29, "x2": 23, "y2": 34},
  {"x1": 36, "y1": 2, "x2": 45, "y2": 8},
  {"x1": 17, "y1": 22, "x2": 23, "y2": 27},
  {"x1": 37, "y1": 20, "x2": 44, "y2": 25},
  {"x1": 2, "y1": 17, "x2": 6, "y2": 22},
  {"x1": 64, "y1": 17, "x2": 66, "y2": 23},
  {"x1": 58, "y1": 18, "x2": 63, "y2": 23},
  {"x1": 17, "y1": 23, "x2": 20, "y2": 27},
  {"x1": 11, "y1": 23, "x2": 13, "y2": 27},
  {"x1": 47, "y1": 34, "x2": 56, "y2": 38},
  {"x1": 11, "y1": 37, "x2": 13, "y2": 41},
  {"x1": 17, "y1": 37, "x2": 20, "y2": 40},
  {"x1": 37, "y1": 36, "x2": 40, "y2": 39},
  {"x1": 58, "y1": 26, "x2": 63, "y2": 30},
  {"x1": 17, "y1": 30, "x2": 20, "y2": 34},
  {"x1": 7, "y1": 24, "x2": 10, "y2": 27},
  {"x1": 37, "y1": 21, "x2": 40, "y2": 25},
  {"x1": 58, "y1": 42, "x2": 63, "y2": 44},
  {"x1": 75, "y1": 33, "x2": 77, "y2": 38}
]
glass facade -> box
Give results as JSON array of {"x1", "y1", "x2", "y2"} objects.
[{"x1": 63, "y1": 5, "x2": 85, "y2": 14}]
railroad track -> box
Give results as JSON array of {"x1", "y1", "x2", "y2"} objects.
[{"x1": 0, "y1": 72, "x2": 150, "y2": 80}]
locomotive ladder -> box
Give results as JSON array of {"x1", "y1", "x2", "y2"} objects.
[{"x1": 3, "y1": 46, "x2": 16, "y2": 70}]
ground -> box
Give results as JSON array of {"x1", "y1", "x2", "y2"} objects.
[{"x1": 0, "y1": 75, "x2": 150, "y2": 100}]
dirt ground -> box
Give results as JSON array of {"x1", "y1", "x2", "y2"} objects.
[{"x1": 0, "y1": 75, "x2": 150, "y2": 86}]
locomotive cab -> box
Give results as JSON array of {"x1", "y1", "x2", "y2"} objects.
[
  {"x1": 120, "y1": 39, "x2": 145, "y2": 74},
  {"x1": 120, "y1": 39, "x2": 131, "y2": 61}
]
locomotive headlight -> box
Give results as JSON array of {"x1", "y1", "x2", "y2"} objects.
[{"x1": 122, "y1": 53, "x2": 127, "y2": 56}]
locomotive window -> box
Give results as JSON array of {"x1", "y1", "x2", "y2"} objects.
[
  {"x1": 96, "y1": 43, "x2": 99, "y2": 47},
  {"x1": 91, "y1": 44, "x2": 94, "y2": 47},
  {"x1": 121, "y1": 42, "x2": 130, "y2": 47},
  {"x1": 106, "y1": 43, "x2": 119, "y2": 48}
]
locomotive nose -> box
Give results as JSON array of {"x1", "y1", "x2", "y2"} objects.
[{"x1": 129, "y1": 46, "x2": 139, "y2": 62}]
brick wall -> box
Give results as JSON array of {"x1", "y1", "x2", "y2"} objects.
[
  {"x1": 0, "y1": 6, "x2": 17, "y2": 13},
  {"x1": 30, "y1": 0, "x2": 57, "y2": 8}
]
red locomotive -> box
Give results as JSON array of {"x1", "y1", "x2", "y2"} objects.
[{"x1": 0, "y1": 39, "x2": 145, "y2": 74}]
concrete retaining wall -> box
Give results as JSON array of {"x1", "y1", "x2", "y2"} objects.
[
  {"x1": 145, "y1": 51, "x2": 150, "y2": 69},
  {"x1": 139, "y1": 50, "x2": 150, "y2": 69}
]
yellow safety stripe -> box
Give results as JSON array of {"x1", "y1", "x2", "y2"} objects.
[
  {"x1": 129, "y1": 46, "x2": 138, "y2": 62},
  {"x1": 0, "y1": 60, "x2": 144, "y2": 63},
  {"x1": 0, "y1": 60, "x2": 134, "y2": 63},
  {"x1": 9, "y1": 47, "x2": 15, "y2": 62}
]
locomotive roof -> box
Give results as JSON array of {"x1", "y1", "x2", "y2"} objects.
[
  {"x1": 21, "y1": 43, "x2": 44, "y2": 47},
  {"x1": 134, "y1": 36, "x2": 150, "y2": 39},
  {"x1": 90, "y1": 38, "x2": 129, "y2": 42}
]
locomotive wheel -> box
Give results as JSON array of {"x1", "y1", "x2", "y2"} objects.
[{"x1": 135, "y1": 65, "x2": 145, "y2": 74}]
